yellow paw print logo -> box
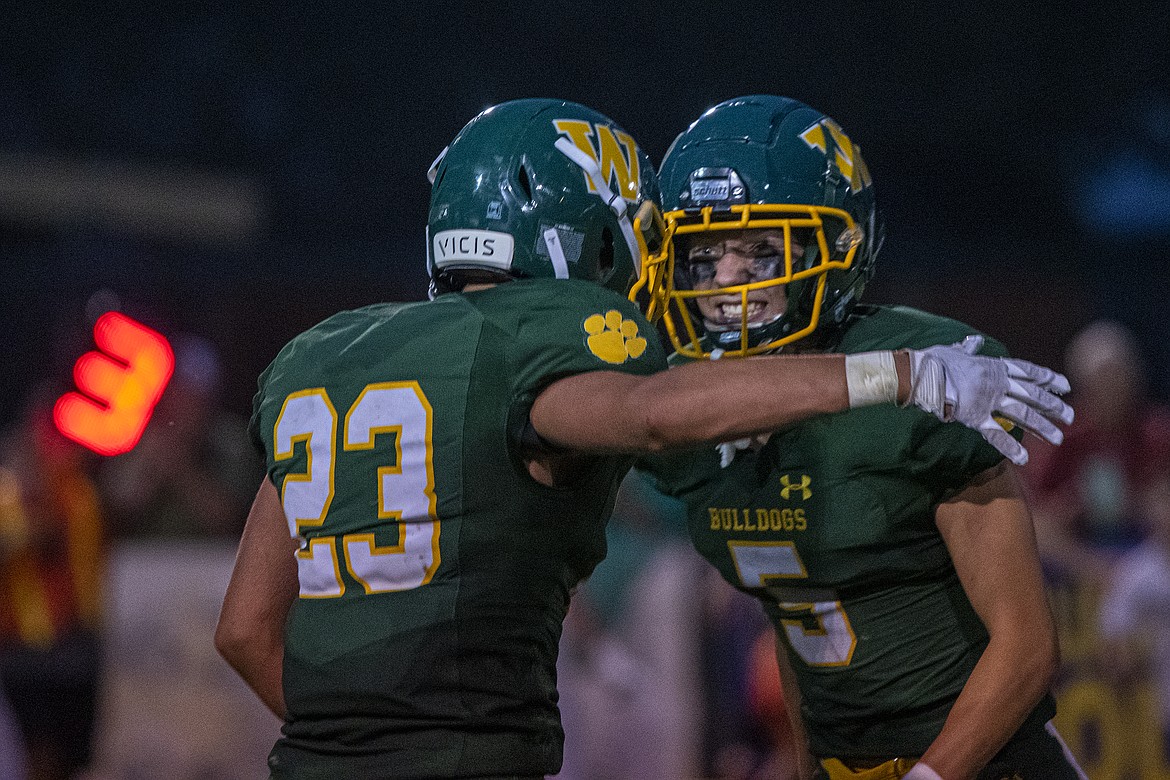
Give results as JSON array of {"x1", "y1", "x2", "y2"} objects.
[{"x1": 584, "y1": 310, "x2": 647, "y2": 364}]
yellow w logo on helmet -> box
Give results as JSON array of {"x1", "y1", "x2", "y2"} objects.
[
  {"x1": 554, "y1": 120, "x2": 642, "y2": 203},
  {"x1": 799, "y1": 119, "x2": 873, "y2": 192}
]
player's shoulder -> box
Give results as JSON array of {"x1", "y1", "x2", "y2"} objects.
[
  {"x1": 275, "y1": 300, "x2": 428, "y2": 356},
  {"x1": 466, "y1": 279, "x2": 666, "y2": 386},
  {"x1": 470, "y1": 278, "x2": 646, "y2": 322},
  {"x1": 840, "y1": 304, "x2": 1009, "y2": 356},
  {"x1": 470, "y1": 279, "x2": 659, "y2": 356}
]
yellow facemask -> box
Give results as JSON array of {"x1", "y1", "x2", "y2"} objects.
[{"x1": 640, "y1": 203, "x2": 864, "y2": 358}]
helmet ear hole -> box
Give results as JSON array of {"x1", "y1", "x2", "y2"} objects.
[
  {"x1": 598, "y1": 227, "x2": 615, "y2": 280},
  {"x1": 517, "y1": 164, "x2": 535, "y2": 205}
]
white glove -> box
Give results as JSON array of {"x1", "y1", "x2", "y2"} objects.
[
  {"x1": 903, "y1": 763, "x2": 945, "y2": 780},
  {"x1": 908, "y1": 335, "x2": 1075, "y2": 466}
]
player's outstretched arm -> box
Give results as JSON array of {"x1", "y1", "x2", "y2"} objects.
[
  {"x1": 529, "y1": 346, "x2": 1072, "y2": 462},
  {"x1": 530, "y1": 352, "x2": 896, "y2": 454},
  {"x1": 215, "y1": 478, "x2": 298, "y2": 720}
]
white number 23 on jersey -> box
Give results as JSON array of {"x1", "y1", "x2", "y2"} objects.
[{"x1": 273, "y1": 382, "x2": 440, "y2": 599}]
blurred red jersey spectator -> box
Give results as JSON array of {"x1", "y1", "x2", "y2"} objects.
[{"x1": 1024, "y1": 320, "x2": 1170, "y2": 580}]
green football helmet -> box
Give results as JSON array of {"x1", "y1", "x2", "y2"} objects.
[
  {"x1": 426, "y1": 99, "x2": 663, "y2": 301},
  {"x1": 652, "y1": 95, "x2": 883, "y2": 357}
]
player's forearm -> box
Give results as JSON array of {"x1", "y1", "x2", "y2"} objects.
[
  {"x1": 641, "y1": 354, "x2": 849, "y2": 449},
  {"x1": 215, "y1": 479, "x2": 298, "y2": 720},
  {"x1": 640, "y1": 351, "x2": 911, "y2": 449},
  {"x1": 531, "y1": 352, "x2": 910, "y2": 453},
  {"x1": 215, "y1": 554, "x2": 291, "y2": 720},
  {"x1": 216, "y1": 629, "x2": 287, "y2": 719},
  {"x1": 919, "y1": 623, "x2": 1057, "y2": 779}
]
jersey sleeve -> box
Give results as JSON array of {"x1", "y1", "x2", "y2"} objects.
[
  {"x1": 470, "y1": 279, "x2": 667, "y2": 463},
  {"x1": 248, "y1": 361, "x2": 274, "y2": 460},
  {"x1": 904, "y1": 411, "x2": 1008, "y2": 494},
  {"x1": 500, "y1": 280, "x2": 668, "y2": 405}
]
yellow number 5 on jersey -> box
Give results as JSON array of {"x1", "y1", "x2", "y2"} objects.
[{"x1": 728, "y1": 541, "x2": 857, "y2": 666}]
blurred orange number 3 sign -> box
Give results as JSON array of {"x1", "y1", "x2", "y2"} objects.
[{"x1": 54, "y1": 312, "x2": 175, "y2": 456}]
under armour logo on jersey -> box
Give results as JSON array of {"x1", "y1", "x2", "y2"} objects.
[
  {"x1": 779, "y1": 474, "x2": 812, "y2": 500},
  {"x1": 553, "y1": 119, "x2": 641, "y2": 203},
  {"x1": 584, "y1": 310, "x2": 647, "y2": 365}
]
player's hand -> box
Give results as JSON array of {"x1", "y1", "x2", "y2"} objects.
[{"x1": 907, "y1": 336, "x2": 1075, "y2": 466}]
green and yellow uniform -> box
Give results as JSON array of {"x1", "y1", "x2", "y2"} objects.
[
  {"x1": 250, "y1": 279, "x2": 665, "y2": 779},
  {"x1": 646, "y1": 305, "x2": 1057, "y2": 761}
]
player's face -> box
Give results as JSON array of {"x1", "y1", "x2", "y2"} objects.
[{"x1": 679, "y1": 228, "x2": 794, "y2": 330}]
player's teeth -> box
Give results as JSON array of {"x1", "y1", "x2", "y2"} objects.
[{"x1": 721, "y1": 303, "x2": 764, "y2": 319}]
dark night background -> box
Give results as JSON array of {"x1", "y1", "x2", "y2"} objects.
[{"x1": 3, "y1": 1, "x2": 1169, "y2": 423}]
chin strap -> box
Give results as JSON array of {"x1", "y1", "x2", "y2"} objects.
[
  {"x1": 554, "y1": 137, "x2": 643, "y2": 276},
  {"x1": 543, "y1": 228, "x2": 571, "y2": 279},
  {"x1": 426, "y1": 145, "x2": 448, "y2": 184}
]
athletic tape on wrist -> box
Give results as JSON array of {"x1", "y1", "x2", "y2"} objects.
[{"x1": 844, "y1": 351, "x2": 899, "y2": 408}]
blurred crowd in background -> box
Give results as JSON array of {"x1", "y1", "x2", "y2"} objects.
[{"x1": 3, "y1": 3, "x2": 1170, "y2": 779}]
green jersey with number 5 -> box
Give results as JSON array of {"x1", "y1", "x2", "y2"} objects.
[
  {"x1": 645, "y1": 304, "x2": 1055, "y2": 758},
  {"x1": 250, "y1": 278, "x2": 666, "y2": 779}
]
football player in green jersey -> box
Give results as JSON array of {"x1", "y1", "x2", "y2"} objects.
[
  {"x1": 642, "y1": 95, "x2": 1088, "y2": 780},
  {"x1": 215, "y1": 98, "x2": 1075, "y2": 779}
]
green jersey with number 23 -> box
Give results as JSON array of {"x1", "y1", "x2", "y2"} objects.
[{"x1": 250, "y1": 278, "x2": 666, "y2": 779}]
